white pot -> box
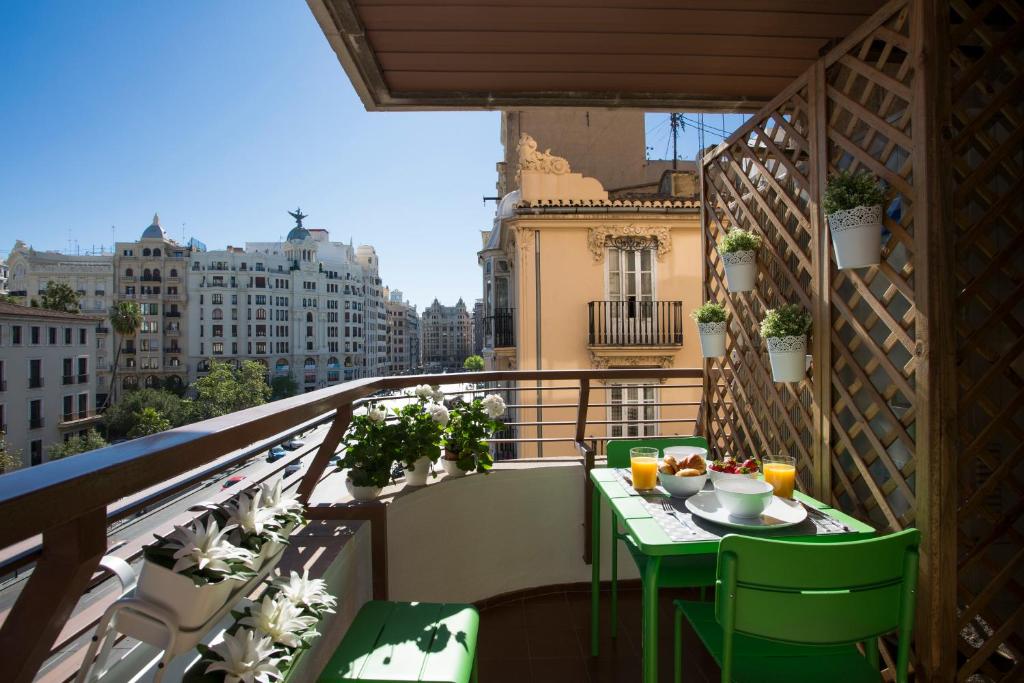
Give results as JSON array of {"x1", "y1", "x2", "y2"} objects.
[
  {"x1": 720, "y1": 249, "x2": 757, "y2": 292},
  {"x1": 255, "y1": 521, "x2": 298, "y2": 569},
  {"x1": 828, "y1": 204, "x2": 882, "y2": 269},
  {"x1": 696, "y1": 321, "x2": 727, "y2": 358},
  {"x1": 345, "y1": 478, "x2": 382, "y2": 502},
  {"x1": 404, "y1": 455, "x2": 434, "y2": 487},
  {"x1": 136, "y1": 559, "x2": 244, "y2": 630},
  {"x1": 441, "y1": 456, "x2": 471, "y2": 478},
  {"x1": 766, "y1": 335, "x2": 807, "y2": 382}
]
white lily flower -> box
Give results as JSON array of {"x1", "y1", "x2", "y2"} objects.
[
  {"x1": 482, "y1": 394, "x2": 506, "y2": 419},
  {"x1": 367, "y1": 406, "x2": 386, "y2": 423},
  {"x1": 427, "y1": 402, "x2": 450, "y2": 426},
  {"x1": 223, "y1": 489, "x2": 281, "y2": 537},
  {"x1": 240, "y1": 595, "x2": 319, "y2": 648},
  {"x1": 259, "y1": 479, "x2": 304, "y2": 521},
  {"x1": 273, "y1": 569, "x2": 337, "y2": 613},
  {"x1": 165, "y1": 517, "x2": 255, "y2": 575},
  {"x1": 205, "y1": 627, "x2": 283, "y2": 683}
]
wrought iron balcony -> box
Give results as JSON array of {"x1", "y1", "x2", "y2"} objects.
[
  {"x1": 28, "y1": 376, "x2": 44, "y2": 389},
  {"x1": 588, "y1": 300, "x2": 684, "y2": 346},
  {"x1": 29, "y1": 416, "x2": 44, "y2": 429},
  {"x1": 487, "y1": 307, "x2": 515, "y2": 348}
]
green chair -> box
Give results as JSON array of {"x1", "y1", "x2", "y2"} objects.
[
  {"x1": 604, "y1": 437, "x2": 716, "y2": 638},
  {"x1": 674, "y1": 529, "x2": 919, "y2": 683}
]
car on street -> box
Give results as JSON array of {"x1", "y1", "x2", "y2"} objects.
[
  {"x1": 283, "y1": 438, "x2": 304, "y2": 450},
  {"x1": 267, "y1": 446, "x2": 287, "y2": 462},
  {"x1": 222, "y1": 475, "x2": 246, "y2": 489},
  {"x1": 284, "y1": 461, "x2": 302, "y2": 477}
]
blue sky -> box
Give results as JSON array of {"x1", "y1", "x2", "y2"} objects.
[{"x1": 0, "y1": 2, "x2": 501, "y2": 311}]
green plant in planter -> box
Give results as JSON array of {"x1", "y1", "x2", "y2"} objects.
[
  {"x1": 823, "y1": 170, "x2": 886, "y2": 215},
  {"x1": 393, "y1": 394, "x2": 446, "y2": 474},
  {"x1": 691, "y1": 302, "x2": 728, "y2": 324},
  {"x1": 444, "y1": 394, "x2": 506, "y2": 473},
  {"x1": 336, "y1": 404, "x2": 398, "y2": 488},
  {"x1": 144, "y1": 517, "x2": 256, "y2": 586},
  {"x1": 718, "y1": 228, "x2": 762, "y2": 254},
  {"x1": 760, "y1": 304, "x2": 812, "y2": 339}
]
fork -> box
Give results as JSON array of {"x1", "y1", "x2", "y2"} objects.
[{"x1": 659, "y1": 500, "x2": 697, "y2": 536}]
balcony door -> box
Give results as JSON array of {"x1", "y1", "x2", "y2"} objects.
[{"x1": 606, "y1": 247, "x2": 656, "y2": 344}]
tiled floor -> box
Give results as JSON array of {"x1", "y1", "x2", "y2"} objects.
[{"x1": 477, "y1": 584, "x2": 719, "y2": 682}]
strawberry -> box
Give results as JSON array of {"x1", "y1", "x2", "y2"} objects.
[{"x1": 742, "y1": 458, "x2": 759, "y2": 472}]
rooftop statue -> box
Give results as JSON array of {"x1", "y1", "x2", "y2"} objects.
[{"x1": 288, "y1": 207, "x2": 308, "y2": 228}]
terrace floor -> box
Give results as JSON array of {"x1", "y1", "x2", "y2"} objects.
[{"x1": 477, "y1": 583, "x2": 718, "y2": 683}]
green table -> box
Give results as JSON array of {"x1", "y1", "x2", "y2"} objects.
[{"x1": 589, "y1": 468, "x2": 874, "y2": 683}]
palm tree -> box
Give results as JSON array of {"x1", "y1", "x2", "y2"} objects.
[{"x1": 105, "y1": 301, "x2": 142, "y2": 409}]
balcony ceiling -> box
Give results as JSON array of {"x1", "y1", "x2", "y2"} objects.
[{"x1": 308, "y1": 0, "x2": 885, "y2": 111}]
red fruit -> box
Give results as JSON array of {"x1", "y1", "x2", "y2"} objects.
[{"x1": 742, "y1": 459, "x2": 759, "y2": 472}]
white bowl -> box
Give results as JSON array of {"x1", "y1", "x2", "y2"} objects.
[
  {"x1": 713, "y1": 478, "x2": 774, "y2": 518},
  {"x1": 659, "y1": 470, "x2": 708, "y2": 498},
  {"x1": 707, "y1": 467, "x2": 760, "y2": 484},
  {"x1": 662, "y1": 446, "x2": 708, "y2": 462}
]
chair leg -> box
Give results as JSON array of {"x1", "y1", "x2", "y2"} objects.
[
  {"x1": 674, "y1": 603, "x2": 683, "y2": 683},
  {"x1": 610, "y1": 515, "x2": 618, "y2": 638},
  {"x1": 864, "y1": 637, "x2": 879, "y2": 670},
  {"x1": 472, "y1": 654, "x2": 479, "y2": 683}
]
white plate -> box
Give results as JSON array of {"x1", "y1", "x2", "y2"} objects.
[{"x1": 685, "y1": 491, "x2": 807, "y2": 530}]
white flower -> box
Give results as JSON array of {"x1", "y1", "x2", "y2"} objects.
[
  {"x1": 482, "y1": 394, "x2": 506, "y2": 419},
  {"x1": 223, "y1": 490, "x2": 281, "y2": 538},
  {"x1": 367, "y1": 406, "x2": 386, "y2": 423},
  {"x1": 427, "y1": 402, "x2": 449, "y2": 426},
  {"x1": 240, "y1": 595, "x2": 319, "y2": 648},
  {"x1": 273, "y1": 569, "x2": 337, "y2": 613},
  {"x1": 413, "y1": 384, "x2": 433, "y2": 400},
  {"x1": 205, "y1": 627, "x2": 283, "y2": 683},
  {"x1": 259, "y1": 479, "x2": 304, "y2": 523},
  {"x1": 430, "y1": 387, "x2": 446, "y2": 403},
  {"x1": 165, "y1": 517, "x2": 254, "y2": 576}
]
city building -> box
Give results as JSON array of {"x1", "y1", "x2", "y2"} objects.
[
  {"x1": 189, "y1": 213, "x2": 390, "y2": 390},
  {"x1": 0, "y1": 302, "x2": 101, "y2": 466},
  {"x1": 384, "y1": 289, "x2": 420, "y2": 374},
  {"x1": 479, "y1": 111, "x2": 703, "y2": 457},
  {"x1": 421, "y1": 298, "x2": 473, "y2": 371},
  {"x1": 112, "y1": 215, "x2": 191, "y2": 397},
  {"x1": 6, "y1": 241, "x2": 116, "y2": 405},
  {"x1": 0, "y1": 260, "x2": 9, "y2": 294},
  {"x1": 471, "y1": 298, "x2": 484, "y2": 356}
]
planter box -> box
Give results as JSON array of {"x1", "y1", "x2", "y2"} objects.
[
  {"x1": 696, "y1": 321, "x2": 727, "y2": 358},
  {"x1": 720, "y1": 249, "x2": 757, "y2": 292},
  {"x1": 135, "y1": 561, "x2": 246, "y2": 632},
  {"x1": 828, "y1": 204, "x2": 883, "y2": 269},
  {"x1": 766, "y1": 335, "x2": 807, "y2": 383}
]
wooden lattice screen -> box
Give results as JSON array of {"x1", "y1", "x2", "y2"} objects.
[{"x1": 701, "y1": 0, "x2": 1023, "y2": 680}]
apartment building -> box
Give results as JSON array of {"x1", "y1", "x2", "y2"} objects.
[
  {"x1": 0, "y1": 260, "x2": 8, "y2": 294},
  {"x1": 472, "y1": 298, "x2": 485, "y2": 356},
  {"x1": 421, "y1": 298, "x2": 473, "y2": 371},
  {"x1": 0, "y1": 302, "x2": 101, "y2": 466},
  {"x1": 384, "y1": 289, "x2": 420, "y2": 375}
]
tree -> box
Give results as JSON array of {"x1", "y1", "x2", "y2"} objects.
[
  {"x1": 37, "y1": 280, "x2": 80, "y2": 313},
  {"x1": 0, "y1": 293, "x2": 21, "y2": 305},
  {"x1": 103, "y1": 388, "x2": 188, "y2": 438},
  {"x1": 128, "y1": 407, "x2": 172, "y2": 438},
  {"x1": 0, "y1": 431, "x2": 22, "y2": 474},
  {"x1": 190, "y1": 360, "x2": 271, "y2": 421},
  {"x1": 270, "y1": 374, "x2": 299, "y2": 401},
  {"x1": 49, "y1": 429, "x2": 108, "y2": 460},
  {"x1": 463, "y1": 355, "x2": 485, "y2": 372},
  {"x1": 105, "y1": 301, "x2": 143, "y2": 408}
]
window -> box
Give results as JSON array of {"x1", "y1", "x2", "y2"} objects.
[
  {"x1": 48, "y1": 327, "x2": 56, "y2": 344},
  {"x1": 212, "y1": 308, "x2": 223, "y2": 320},
  {"x1": 30, "y1": 440, "x2": 42, "y2": 466},
  {"x1": 212, "y1": 294, "x2": 223, "y2": 305},
  {"x1": 30, "y1": 326, "x2": 40, "y2": 344},
  {"x1": 212, "y1": 342, "x2": 224, "y2": 355},
  {"x1": 609, "y1": 384, "x2": 658, "y2": 438},
  {"x1": 12, "y1": 326, "x2": 21, "y2": 344},
  {"x1": 213, "y1": 325, "x2": 223, "y2": 337},
  {"x1": 64, "y1": 328, "x2": 72, "y2": 344},
  {"x1": 80, "y1": 328, "x2": 87, "y2": 344},
  {"x1": 29, "y1": 359, "x2": 42, "y2": 388},
  {"x1": 125, "y1": 268, "x2": 134, "y2": 276}
]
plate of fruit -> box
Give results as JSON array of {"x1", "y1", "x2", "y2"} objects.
[
  {"x1": 657, "y1": 452, "x2": 708, "y2": 497},
  {"x1": 707, "y1": 455, "x2": 760, "y2": 483}
]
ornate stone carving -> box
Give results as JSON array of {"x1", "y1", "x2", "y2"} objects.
[
  {"x1": 587, "y1": 226, "x2": 672, "y2": 262},
  {"x1": 514, "y1": 227, "x2": 535, "y2": 263},
  {"x1": 517, "y1": 133, "x2": 571, "y2": 176},
  {"x1": 589, "y1": 352, "x2": 675, "y2": 378}
]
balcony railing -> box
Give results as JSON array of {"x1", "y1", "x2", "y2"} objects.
[
  {"x1": 29, "y1": 376, "x2": 43, "y2": 388},
  {"x1": 60, "y1": 410, "x2": 100, "y2": 426},
  {"x1": 96, "y1": 326, "x2": 110, "y2": 334},
  {"x1": 588, "y1": 300, "x2": 684, "y2": 346},
  {"x1": 78, "y1": 373, "x2": 89, "y2": 384},
  {"x1": 0, "y1": 379, "x2": 6, "y2": 391},
  {"x1": 487, "y1": 307, "x2": 515, "y2": 348},
  {"x1": 62, "y1": 375, "x2": 75, "y2": 386},
  {"x1": 29, "y1": 416, "x2": 44, "y2": 429},
  {"x1": 165, "y1": 311, "x2": 181, "y2": 318}
]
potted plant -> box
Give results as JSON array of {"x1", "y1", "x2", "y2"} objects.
[
  {"x1": 823, "y1": 169, "x2": 887, "y2": 269},
  {"x1": 760, "y1": 304, "x2": 812, "y2": 383},
  {"x1": 442, "y1": 394, "x2": 506, "y2": 477},
  {"x1": 138, "y1": 517, "x2": 257, "y2": 630},
  {"x1": 336, "y1": 403, "x2": 395, "y2": 501},
  {"x1": 691, "y1": 302, "x2": 728, "y2": 358},
  {"x1": 394, "y1": 385, "x2": 447, "y2": 486},
  {"x1": 718, "y1": 228, "x2": 761, "y2": 292}
]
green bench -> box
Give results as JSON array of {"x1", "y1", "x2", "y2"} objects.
[{"x1": 318, "y1": 601, "x2": 479, "y2": 683}]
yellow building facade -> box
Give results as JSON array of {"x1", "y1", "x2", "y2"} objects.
[{"x1": 480, "y1": 113, "x2": 704, "y2": 458}]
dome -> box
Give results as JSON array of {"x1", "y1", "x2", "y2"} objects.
[
  {"x1": 287, "y1": 226, "x2": 311, "y2": 241},
  {"x1": 141, "y1": 213, "x2": 166, "y2": 240}
]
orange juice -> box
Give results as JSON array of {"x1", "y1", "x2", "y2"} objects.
[
  {"x1": 631, "y1": 457, "x2": 659, "y2": 491},
  {"x1": 764, "y1": 461, "x2": 796, "y2": 498}
]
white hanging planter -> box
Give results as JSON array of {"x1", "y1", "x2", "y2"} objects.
[
  {"x1": 345, "y1": 477, "x2": 382, "y2": 502},
  {"x1": 696, "y1": 321, "x2": 727, "y2": 358},
  {"x1": 720, "y1": 250, "x2": 757, "y2": 292},
  {"x1": 441, "y1": 453, "x2": 471, "y2": 478},
  {"x1": 135, "y1": 560, "x2": 245, "y2": 631},
  {"x1": 828, "y1": 204, "x2": 883, "y2": 269},
  {"x1": 766, "y1": 335, "x2": 808, "y2": 383},
  {"x1": 404, "y1": 455, "x2": 434, "y2": 487}
]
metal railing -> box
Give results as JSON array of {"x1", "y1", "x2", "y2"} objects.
[
  {"x1": 588, "y1": 300, "x2": 684, "y2": 346},
  {"x1": 487, "y1": 307, "x2": 515, "y2": 348},
  {"x1": 29, "y1": 417, "x2": 44, "y2": 429},
  {"x1": 0, "y1": 367, "x2": 706, "y2": 681},
  {"x1": 29, "y1": 377, "x2": 43, "y2": 389}
]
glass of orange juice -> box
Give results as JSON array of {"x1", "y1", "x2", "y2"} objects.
[
  {"x1": 630, "y1": 447, "x2": 660, "y2": 491},
  {"x1": 763, "y1": 454, "x2": 796, "y2": 498}
]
